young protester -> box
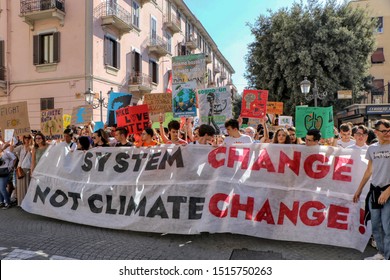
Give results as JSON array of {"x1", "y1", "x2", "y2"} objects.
[
  {"x1": 14, "y1": 135, "x2": 33, "y2": 206},
  {"x1": 272, "y1": 128, "x2": 291, "y2": 144},
  {"x1": 136, "y1": 128, "x2": 159, "y2": 147},
  {"x1": 305, "y1": 129, "x2": 321, "y2": 146},
  {"x1": 0, "y1": 140, "x2": 17, "y2": 209},
  {"x1": 337, "y1": 123, "x2": 355, "y2": 148},
  {"x1": 159, "y1": 119, "x2": 188, "y2": 145},
  {"x1": 353, "y1": 119, "x2": 390, "y2": 260},
  {"x1": 76, "y1": 136, "x2": 91, "y2": 151},
  {"x1": 31, "y1": 132, "x2": 49, "y2": 174},
  {"x1": 223, "y1": 118, "x2": 253, "y2": 145},
  {"x1": 287, "y1": 126, "x2": 305, "y2": 144},
  {"x1": 347, "y1": 125, "x2": 369, "y2": 150},
  {"x1": 114, "y1": 127, "x2": 132, "y2": 147},
  {"x1": 92, "y1": 129, "x2": 110, "y2": 147},
  {"x1": 63, "y1": 128, "x2": 77, "y2": 151},
  {"x1": 190, "y1": 124, "x2": 216, "y2": 145}
]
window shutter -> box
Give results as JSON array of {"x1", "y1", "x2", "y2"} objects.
[
  {"x1": 149, "y1": 60, "x2": 152, "y2": 78},
  {"x1": 33, "y1": 35, "x2": 40, "y2": 65},
  {"x1": 53, "y1": 32, "x2": 60, "y2": 63},
  {"x1": 156, "y1": 63, "x2": 159, "y2": 84},
  {"x1": 131, "y1": 50, "x2": 135, "y2": 72},
  {"x1": 116, "y1": 41, "x2": 120, "y2": 69},
  {"x1": 371, "y1": 48, "x2": 385, "y2": 63},
  {"x1": 0, "y1": 40, "x2": 4, "y2": 67},
  {"x1": 139, "y1": 54, "x2": 143, "y2": 74},
  {"x1": 104, "y1": 36, "x2": 109, "y2": 65}
]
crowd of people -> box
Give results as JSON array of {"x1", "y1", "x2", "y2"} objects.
[{"x1": 0, "y1": 117, "x2": 389, "y2": 260}]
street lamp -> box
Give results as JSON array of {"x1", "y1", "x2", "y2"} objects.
[
  {"x1": 300, "y1": 77, "x2": 327, "y2": 107},
  {"x1": 84, "y1": 88, "x2": 110, "y2": 122}
]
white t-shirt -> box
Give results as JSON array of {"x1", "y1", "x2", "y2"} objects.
[
  {"x1": 337, "y1": 139, "x2": 355, "y2": 148},
  {"x1": 223, "y1": 134, "x2": 253, "y2": 145}
]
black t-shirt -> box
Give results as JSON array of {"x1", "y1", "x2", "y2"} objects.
[{"x1": 115, "y1": 142, "x2": 133, "y2": 147}]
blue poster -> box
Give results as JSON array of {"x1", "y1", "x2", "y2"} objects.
[{"x1": 106, "y1": 92, "x2": 132, "y2": 126}]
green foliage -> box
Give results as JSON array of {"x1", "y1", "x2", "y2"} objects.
[
  {"x1": 232, "y1": 94, "x2": 242, "y2": 119},
  {"x1": 245, "y1": 0, "x2": 376, "y2": 116}
]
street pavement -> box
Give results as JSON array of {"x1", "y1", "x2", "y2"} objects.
[{"x1": 0, "y1": 206, "x2": 376, "y2": 260}]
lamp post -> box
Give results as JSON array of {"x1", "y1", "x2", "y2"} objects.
[
  {"x1": 84, "y1": 88, "x2": 110, "y2": 122},
  {"x1": 300, "y1": 77, "x2": 327, "y2": 107}
]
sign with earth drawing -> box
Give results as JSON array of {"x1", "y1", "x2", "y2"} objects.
[
  {"x1": 295, "y1": 106, "x2": 334, "y2": 139},
  {"x1": 172, "y1": 81, "x2": 197, "y2": 118}
]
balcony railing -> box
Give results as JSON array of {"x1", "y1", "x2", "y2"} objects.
[
  {"x1": 129, "y1": 72, "x2": 153, "y2": 92},
  {"x1": 220, "y1": 72, "x2": 227, "y2": 80},
  {"x1": 20, "y1": 0, "x2": 66, "y2": 29},
  {"x1": 96, "y1": 1, "x2": 132, "y2": 35},
  {"x1": 185, "y1": 34, "x2": 197, "y2": 50},
  {"x1": 163, "y1": 15, "x2": 181, "y2": 34},
  {"x1": 147, "y1": 35, "x2": 170, "y2": 57},
  {"x1": 214, "y1": 65, "x2": 221, "y2": 73}
]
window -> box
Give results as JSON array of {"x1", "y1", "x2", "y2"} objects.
[
  {"x1": 372, "y1": 79, "x2": 384, "y2": 96},
  {"x1": 104, "y1": 35, "x2": 120, "y2": 69},
  {"x1": 151, "y1": 16, "x2": 157, "y2": 42},
  {"x1": 376, "y1": 17, "x2": 383, "y2": 33},
  {"x1": 33, "y1": 32, "x2": 60, "y2": 65},
  {"x1": 166, "y1": 32, "x2": 172, "y2": 53},
  {"x1": 0, "y1": 40, "x2": 4, "y2": 80},
  {"x1": 371, "y1": 48, "x2": 385, "y2": 64},
  {"x1": 149, "y1": 60, "x2": 158, "y2": 84},
  {"x1": 132, "y1": 1, "x2": 140, "y2": 28},
  {"x1": 40, "y1": 98, "x2": 54, "y2": 111},
  {"x1": 132, "y1": 50, "x2": 142, "y2": 73}
]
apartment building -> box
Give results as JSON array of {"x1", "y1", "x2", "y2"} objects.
[{"x1": 0, "y1": 0, "x2": 236, "y2": 128}]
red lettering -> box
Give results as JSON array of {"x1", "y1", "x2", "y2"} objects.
[
  {"x1": 277, "y1": 201, "x2": 299, "y2": 225},
  {"x1": 251, "y1": 149, "x2": 276, "y2": 172},
  {"x1": 254, "y1": 199, "x2": 275, "y2": 224},
  {"x1": 227, "y1": 147, "x2": 250, "y2": 169},
  {"x1": 327, "y1": 204, "x2": 349, "y2": 230},
  {"x1": 299, "y1": 201, "x2": 326, "y2": 226},
  {"x1": 278, "y1": 151, "x2": 301, "y2": 175},
  {"x1": 304, "y1": 154, "x2": 330, "y2": 179},
  {"x1": 209, "y1": 193, "x2": 230, "y2": 218},
  {"x1": 231, "y1": 194, "x2": 254, "y2": 220},
  {"x1": 208, "y1": 147, "x2": 226, "y2": 168},
  {"x1": 332, "y1": 157, "x2": 353, "y2": 182}
]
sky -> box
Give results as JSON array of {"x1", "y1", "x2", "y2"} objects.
[{"x1": 184, "y1": 0, "x2": 347, "y2": 94}]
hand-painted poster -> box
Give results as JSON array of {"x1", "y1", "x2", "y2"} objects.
[
  {"x1": 41, "y1": 108, "x2": 63, "y2": 140},
  {"x1": 0, "y1": 101, "x2": 31, "y2": 137},
  {"x1": 198, "y1": 86, "x2": 232, "y2": 135},
  {"x1": 295, "y1": 106, "x2": 334, "y2": 139},
  {"x1": 151, "y1": 112, "x2": 179, "y2": 129},
  {"x1": 241, "y1": 90, "x2": 268, "y2": 118},
  {"x1": 63, "y1": 114, "x2": 71, "y2": 129},
  {"x1": 278, "y1": 116, "x2": 293, "y2": 127},
  {"x1": 267, "y1": 102, "x2": 283, "y2": 115},
  {"x1": 116, "y1": 104, "x2": 150, "y2": 135},
  {"x1": 71, "y1": 105, "x2": 93, "y2": 126},
  {"x1": 143, "y1": 93, "x2": 172, "y2": 115},
  {"x1": 172, "y1": 54, "x2": 206, "y2": 89},
  {"x1": 172, "y1": 81, "x2": 197, "y2": 118},
  {"x1": 106, "y1": 92, "x2": 132, "y2": 126}
]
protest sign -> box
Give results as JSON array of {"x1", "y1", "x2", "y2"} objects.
[
  {"x1": 4, "y1": 129, "x2": 14, "y2": 142},
  {"x1": 94, "y1": 121, "x2": 104, "y2": 132},
  {"x1": 23, "y1": 144, "x2": 371, "y2": 252},
  {"x1": 198, "y1": 86, "x2": 232, "y2": 135},
  {"x1": 151, "y1": 112, "x2": 179, "y2": 129},
  {"x1": 267, "y1": 102, "x2": 283, "y2": 115},
  {"x1": 278, "y1": 115, "x2": 293, "y2": 127},
  {"x1": 63, "y1": 114, "x2": 71, "y2": 129},
  {"x1": 0, "y1": 101, "x2": 30, "y2": 136},
  {"x1": 172, "y1": 81, "x2": 197, "y2": 118},
  {"x1": 71, "y1": 105, "x2": 93, "y2": 126},
  {"x1": 143, "y1": 93, "x2": 172, "y2": 115},
  {"x1": 106, "y1": 92, "x2": 132, "y2": 126},
  {"x1": 116, "y1": 104, "x2": 149, "y2": 134},
  {"x1": 295, "y1": 106, "x2": 334, "y2": 138},
  {"x1": 241, "y1": 90, "x2": 268, "y2": 118},
  {"x1": 172, "y1": 53, "x2": 206, "y2": 89},
  {"x1": 41, "y1": 108, "x2": 63, "y2": 139}
]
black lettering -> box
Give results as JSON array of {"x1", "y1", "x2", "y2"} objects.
[
  {"x1": 132, "y1": 153, "x2": 148, "y2": 172},
  {"x1": 49, "y1": 189, "x2": 68, "y2": 207},
  {"x1": 33, "y1": 185, "x2": 51, "y2": 203},
  {"x1": 145, "y1": 152, "x2": 161, "y2": 170},
  {"x1": 125, "y1": 196, "x2": 146, "y2": 216},
  {"x1": 189, "y1": 197, "x2": 205, "y2": 219},
  {"x1": 81, "y1": 152, "x2": 93, "y2": 172},
  {"x1": 146, "y1": 196, "x2": 168, "y2": 218},
  {"x1": 167, "y1": 196, "x2": 187, "y2": 219},
  {"x1": 106, "y1": 195, "x2": 117, "y2": 214},
  {"x1": 96, "y1": 152, "x2": 112, "y2": 172},
  {"x1": 158, "y1": 147, "x2": 184, "y2": 169},
  {"x1": 114, "y1": 153, "x2": 130, "y2": 173},
  {"x1": 68, "y1": 192, "x2": 81, "y2": 210},
  {"x1": 118, "y1": 195, "x2": 127, "y2": 215},
  {"x1": 88, "y1": 194, "x2": 103, "y2": 213}
]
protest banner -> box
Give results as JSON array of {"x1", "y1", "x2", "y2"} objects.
[
  {"x1": 241, "y1": 90, "x2": 268, "y2": 118},
  {"x1": 106, "y1": 92, "x2": 132, "y2": 126},
  {"x1": 172, "y1": 53, "x2": 206, "y2": 89},
  {"x1": 278, "y1": 116, "x2": 293, "y2": 127},
  {"x1": 267, "y1": 102, "x2": 283, "y2": 115},
  {"x1": 198, "y1": 86, "x2": 232, "y2": 135},
  {"x1": 23, "y1": 143, "x2": 370, "y2": 252},
  {"x1": 116, "y1": 104, "x2": 149, "y2": 134},
  {"x1": 143, "y1": 93, "x2": 172, "y2": 115},
  {"x1": 4, "y1": 129, "x2": 14, "y2": 142},
  {"x1": 0, "y1": 101, "x2": 30, "y2": 136},
  {"x1": 71, "y1": 105, "x2": 93, "y2": 126},
  {"x1": 172, "y1": 81, "x2": 197, "y2": 118},
  {"x1": 295, "y1": 106, "x2": 334, "y2": 139},
  {"x1": 152, "y1": 112, "x2": 180, "y2": 129},
  {"x1": 63, "y1": 114, "x2": 71, "y2": 129},
  {"x1": 41, "y1": 108, "x2": 63, "y2": 140}
]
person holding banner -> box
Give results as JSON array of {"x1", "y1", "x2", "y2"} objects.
[
  {"x1": 114, "y1": 127, "x2": 133, "y2": 147},
  {"x1": 14, "y1": 135, "x2": 33, "y2": 207},
  {"x1": 272, "y1": 128, "x2": 291, "y2": 144},
  {"x1": 92, "y1": 129, "x2": 110, "y2": 147},
  {"x1": 223, "y1": 119, "x2": 253, "y2": 145},
  {"x1": 159, "y1": 120, "x2": 187, "y2": 145},
  {"x1": 305, "y1": 129, "x2": 321, "y2": 146},
  {"x1": 136, "y1": 128, "x2": 159, "y2": 147},
  {"x1": 353, "y1": 119, "x2": 390, "y2": 260},
  {"x1": 31, "y1": 132, "x2": 49, "y2": 174},
  {"x1": 190, "y1": 124, "x2": 216, "y2": 145},
  {"x1": 287, "y1": 127, "x2": 305, "y2": 145},
  {"x1": 0, "y1": 142, "x2": 16, "y2": 209}
]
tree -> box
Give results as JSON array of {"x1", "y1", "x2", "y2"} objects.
[{"x1": 245, "y1": 0, "x2": 376, "y2": 117}]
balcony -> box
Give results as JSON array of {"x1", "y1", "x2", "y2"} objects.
[
  {"x1": 147, "y1": 35, "x2": 170, "y2": 57},
  {"x1": 139, "y1": 0, "x2": 157, "y2": 5},
  {"x1": 214, "y1": 65, "x2": 221, "y2": 73},
  {"x1": 20, "y1": 0, "x2": 65, "y2": 30},
  {"x1": 205, "y1": 53, "x2": 212, "y2": 64},
  {"x1": 96, "y1": 2, "x2": 132, "y2": 36},
  {"x1": 129, "y1": 72, "x2": 153, "y2": 92},
  {"x1": 163, "y1": 15, "x2": 181, "y2": 34},
  {"x1": 220, "y1": 72, "x2": 227, "y2": 80},
  {"x1": 185, "y1": 34, "x2": 197, "y2": 50}
]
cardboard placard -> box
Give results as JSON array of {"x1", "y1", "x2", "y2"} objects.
[
  {"x1": 116, "y1": 104, "x2": 150, "y2": 134},
  {"x1": 71, "y1": 105, "x2": 93, "y2": 126},
  {"x1": 241, "y1": 89, "x2": 268, "y2": 118},
  {"x1": 41, "y1": 108, "x2": 63, "y2": 139},
  {"x1": 143, "y1": 93, "x2": 172, "y2": 115},
  {"x1": 0, "y1": 101, "x2": 31, "y2": 136},
  {"x1": 267, "y1": 102, "x2": 284, "y2": 115}
]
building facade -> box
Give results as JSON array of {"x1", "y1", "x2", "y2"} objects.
[
  {"x1": 0, "y1": 0, "x2": 236, "y2": 128},
  {"x1": 336, "y1": 0, "x2": 390, "y2": 126}
]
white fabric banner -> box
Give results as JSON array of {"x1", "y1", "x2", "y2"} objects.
[{"x1": 22, "y1": 144, "x2": 371, "y2": 252}]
